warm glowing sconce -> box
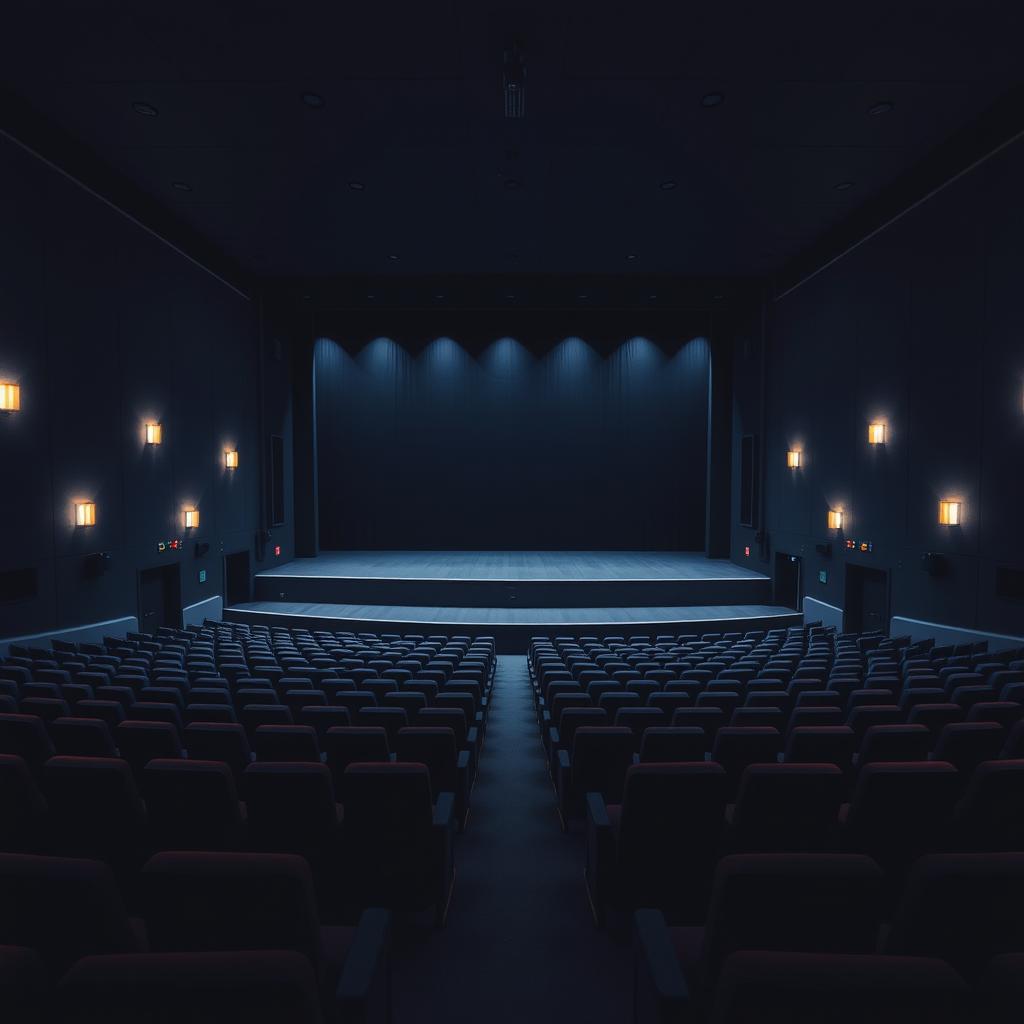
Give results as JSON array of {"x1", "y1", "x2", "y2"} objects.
[
  {"x1": 0, "y1": 382, "x2": 20, "y2": 411},
  {"x1": 75, "y1": 501, "x2": 96, "y2": 527},
  {"x1": 868, "y1": 422, "x2": 886, "y2": 445},
  {"x1": 938, "y1": 500, "x2": 962, "y2": 526},
  {"x1": 184, "y1": 507, "x2": 200, "y2": 530},
  {"x1": 827, "y1": 509, "x2": 844, "y2": 531},
  {"x1": 786, "y1": 450, "x2": 802, "y2": 469},
  {"x1": 145, "y1": 422, "x2": 163, "y2": 445},
  {"x1": 224, "y1": 450, "x2": 239, "y2": 469}
]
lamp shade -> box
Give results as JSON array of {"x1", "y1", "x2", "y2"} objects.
[
  {"x1": 184, "y1": 507, "x2": 200, "y2": 529},
  {"x1": 827, "y1": 509, "x2": 844, "y2": 531},
  {"x1": 225, "y1": 450, "x2": 239, "y2": 469},
  {"x1": 0, "y1": 383, "x2": 20, "y2": 411},
  {"x1": 786, "y1": 450, "x2": 801, "y2": 469},
  {"x1": 938, "y1": 500, "x2": 962, "y2": 526},
  {"x1": 868, "y1": 422, "x2": 886, "y2": 445},
  {"x1": 145, "y1": 422, "x2": 162, "y2": 445},
  {"x1": 75, "y1": 502, "x2": 96, "y2": 527}
]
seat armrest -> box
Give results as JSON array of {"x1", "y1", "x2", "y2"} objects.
[
  {"x1": 433, "y1": 791, "x2": 456, "y2": 830},
  {"x1": 633, "y1": 909, "x2": 690, "y2": 1024},
  {"x1": 556, "y1": 748, "x2": 572, "y2": 827},
  {"x1": 455, "y1": 751, "x2": 471, "y2": 830},
  {"x1": 586, "y1": 790, "x2": 610, "y2": 829},
  {"x1": 335, "y1": 908, "x2": 392, "y2": 1018}
]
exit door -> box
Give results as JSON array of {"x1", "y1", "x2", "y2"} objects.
[
  {"x1": 844, "y1": 565, "x2": 889, "y2": 634},
  {"x1": 774, "y1": 552, "x2": 802, "y2": 610},
  {"x1": 138, "y1": 564, "x2": 182, "y2": 635}
]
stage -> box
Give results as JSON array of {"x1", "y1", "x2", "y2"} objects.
[{"x1": 225, "y1": 551, "x2": 801, "y2": 652}]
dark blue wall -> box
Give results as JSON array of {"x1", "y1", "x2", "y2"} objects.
[
  {"x1": 731, "y1": 137, "x2": 1024, "y2": 635},
  {"x1": 314, "y1": 312, "x2": 711, "y2": 550},
  {"x1": 0, "y1": 135, "x2": 294, "y2": 639}
]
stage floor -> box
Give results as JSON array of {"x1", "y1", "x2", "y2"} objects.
[
  {"x1": 257, "y1": 550, "x2": 766, "y2": 582},
  {"x1": 236, "y1": 551, "x2": 794, "y2": 651}
]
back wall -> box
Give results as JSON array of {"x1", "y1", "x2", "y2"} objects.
[{"x1": 314, "y1": 311, "x2": 711, "y2": 550}]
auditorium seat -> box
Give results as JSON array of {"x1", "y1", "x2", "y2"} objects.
[
  {"x1": 183, "y1": 723, "x2": 253, "y2": 786},
  {"x1": 855, "y1": 724, "x2": 931, "y2": 766},
  {"x1": 556, "y1": 726, "x2": 633, "y2": 828},
  {"x1": 932, "y1": 722, "x2": 1005, "y2": 776},
  {"x1": 340, "y1": 762, "x2": 455, "y2": 925},
  {"x1": 0, "y1": 714, "x2": 55, "y2": 774},
  {"x1": 705, "y1": 951, "x2": 967, "y2": 1024},
  {"x1": 50, "y1": 717, "x2": 117, "y2": 758},
  {"x1": 40, "y1": 757, "x2": 147, "y2": 874},
  {"x1": 638, "y1": 727, "x2": 706, "y2": 764},
  {"x1": 884, "y1": 853, "x2": 1024, "y2": 982},
  {"x1": 0, "y1": 853, "x2": 145, "y2": 978},
  {"x1": 726, "y1": 764, "x2": 844, "y2": 852},
  {"x1": 253, "y1": 724, "x2": 322, "y2": 763},
  {"x1": 633, "y1": 854, "x2": 884, "y2": 1006},
  {"x1": 139, "y1": 851, "x2": 391, "y2": 1021},
  {"x1": 840, "y1": 762, "x2": 959, "y2": 893},
  {"x1": 56, "y1": 951, "x2": 326, "y2": 1024},
  {"x1": 711, "y1": 727, "x2": 782, "y2": 797},
  {"x1": 144, "y1": 760, "x2": 245, "y2": 852},
  {"x1": 114, "y1": 721, "x2": 181, "y2": 783},
  {"x1": 323, "y1": 727, "x2": 390, "y2": 791},
  {"x1": 586, "y1": 762, "x2": 727, "y2": 923},
  {"x1": 395, "y1": 726, "x2": 471, "y2": 828},
  {"x1": 0, "y1": 755, "x2": 48, "y2": 853}
]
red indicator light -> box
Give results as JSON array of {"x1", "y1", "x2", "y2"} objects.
[
  {"x1": 274, "y1": 545, "x2": 281, "y2": 557},
  {"x1": 743, "y1": 546, "x2": 750, "y2": 557}
]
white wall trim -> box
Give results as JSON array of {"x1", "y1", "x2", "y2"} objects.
[
  {"x1": 182, "y1": 594, "x2": 223, "y2": 628},
  {"x1": 803, "y1": 596, "x2": 844, "y2": 631},
  {"x1": 0, "y1": 615, "x2": 138, "y2": 657},
  {"x1": 891, "y1": 615, "x2": 1024, "y2": 653}
]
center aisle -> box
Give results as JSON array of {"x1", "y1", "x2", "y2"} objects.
[{"x1": 390, "y1": 654, "x2": 632, "y2": 1024}]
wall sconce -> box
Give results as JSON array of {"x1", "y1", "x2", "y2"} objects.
[
  {"x1": 827, "y1": 509, "x2": 844, "y2": 531},
  {"x1": 786, "y1": 450, "x2": 802, "y2": 469},
  {"x1": 224, "y1": 450, "x2": 239, "y2": 469},
  {"x1": 868, "y1": 422, "x2": 886, "y2": 445},
  {"x1": 75, "y1": 501, "x2": 96, "y2": 527},
  {"x1": 145, "y1": 422, "x2": 163, "y2": 445},
  {"x1": 184, "y1": 507, "x2": 200, "y2": 530},
  {"x1": 0, "y1": 382, "x2": 21, "y2": 412},
  {"x1": 938, "y1": 500, "x2": 962, "y2": 526}
]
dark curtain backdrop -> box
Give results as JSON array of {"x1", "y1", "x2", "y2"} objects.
[{"x1": 314, "y1": 311, "x2": 710, "y2": 550}]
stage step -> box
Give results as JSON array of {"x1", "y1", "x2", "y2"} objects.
[{"x1": 225, "y1": 601, "x2": 802, "y2": 654}]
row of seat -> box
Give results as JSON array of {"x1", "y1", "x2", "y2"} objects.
[
  {"x1": 0, "y1": 850, "x2": 391, "y2": 1024},
  {"x1": 632, "y1": 852, "x2": 1024, "y2": 1024}
]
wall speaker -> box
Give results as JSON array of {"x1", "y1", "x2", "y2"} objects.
[
  {"x1": 815, "y1": 542, "x2": 832, "y2": 557},
  {"x1": 922, "y1": 552, "x2": 948, "y2": 577},
  {"x1": 195, "y1": 542, "x2": 210, "y2": 558},
  {"x1": 83, "y1": 552, "x2": 111, "y2": 579}
]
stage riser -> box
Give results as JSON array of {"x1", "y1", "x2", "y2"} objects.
[
  {"x1": 252, "y1": 575, "x2": 774, "y2": 609},
  {"x1": 224, "y1": 607, "x2": 802, "y2": 655}
]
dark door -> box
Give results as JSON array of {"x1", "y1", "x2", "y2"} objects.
[
  {"x1": 224, "y1": 550, "x2": 251, "y2": 606},
  {"x1": 138, "y1": 565, "x2": 182, "y2": 635},
  {"x1": 774, "y1": 552, "x2": 802, "y2": 610},
  {"x1": 844, "y1": 565, "x2": 889, "y2": 634}
]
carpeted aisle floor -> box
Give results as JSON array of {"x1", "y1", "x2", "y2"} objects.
[{"x1": 389, "y1": 654, "x2": 632, "y2": 1024}]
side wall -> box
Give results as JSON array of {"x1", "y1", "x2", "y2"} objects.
[
  {"x1": 731, "y1": 137, "x2": 1024, "y2": 636},
  {"x1": 0, "y1": 135, "x2": 294, "y2": 639}
]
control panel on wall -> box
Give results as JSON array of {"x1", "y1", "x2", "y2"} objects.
[
  {"x1": 845, "y1": 539, "x2": 874, "y2": 554},
  {"x1": 157, "y1": 539, "x2": 184, "y2": 553}
]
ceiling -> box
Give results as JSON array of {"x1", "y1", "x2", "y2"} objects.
[{"x1": 2, "y1": 0, "x2": 1023, "y2": 280}]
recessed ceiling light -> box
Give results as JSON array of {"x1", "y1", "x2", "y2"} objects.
[
  {"x1": 301, "y1": 92, "x2": 325, "y2": 108},
  {"x1": 348, "y1": 181, "x2": 365, "y2": 191},
  {"x1": 434, "y1": 294, "x2": 445, "y2": 300},
  {"x1": 132, "y1": 101, "x2": 158, "y2": 117},
  {"x1": 868, "y1": 100, "x2": 895, "y2": 116},
  {"x1": 659, "y1": 179, "x2": 677, "y2": 191},
  {"x1": 171, "y1": 181, "x2": 192, "y2": 192},
  {"x1": 712, "y1": 293, "x2": 725, "y2": 301},
  {"x1": 833, "y1": 180, "x2": 854, "y2": 191},
  {"x1": 387, "y1": 254, "x2": 400, "y2": 261},
  {"x1": 648, "y1": 294, "x2": 658, "y2": 300},
  {"x1": 505, "y1": 293, "x2": 515, "y2": 300},
  {"x1": 701, "y1": 92, "x2": 725, "y2": 108},
  {"x1": 626, "y1": 253, "x2": 638, "y2": 261},
  {"x1": 504, "y1": 178, "x2": 521, "y2": 190},
  {"x1": 577, "y1": 293, "x2": 589, "y2": 300},
  {"x1": 301, "y1": 294, "x2": 312, "y2": 301}
]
